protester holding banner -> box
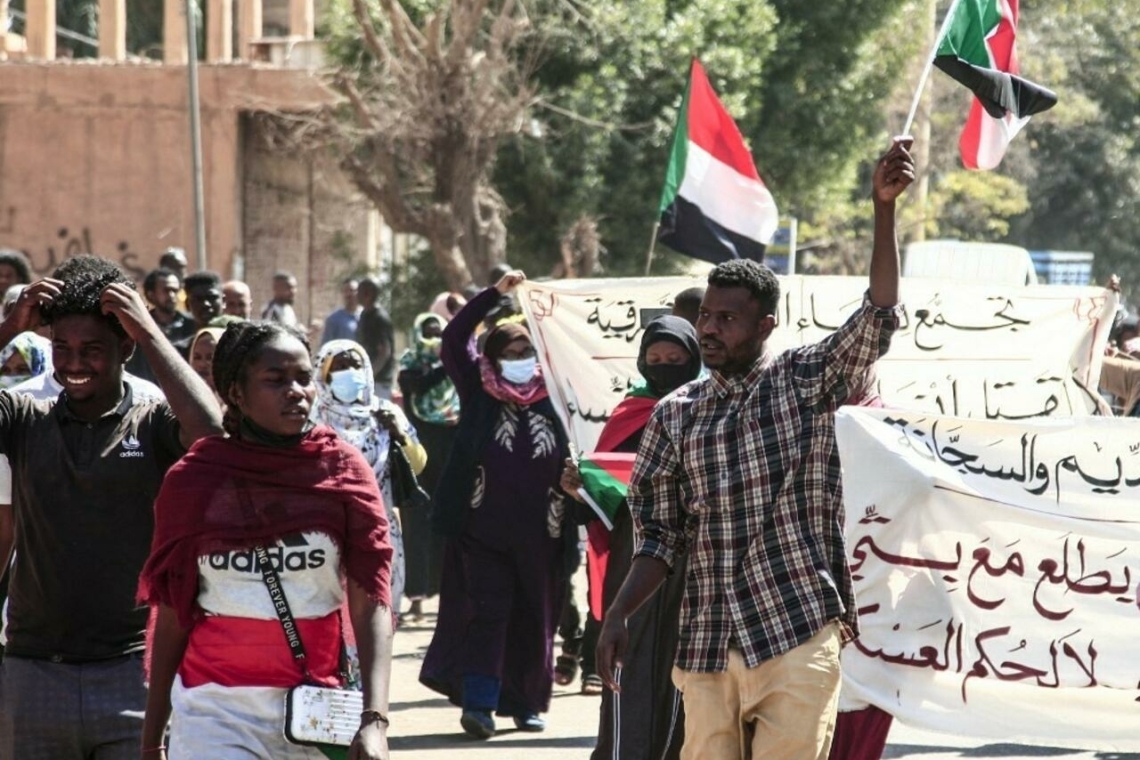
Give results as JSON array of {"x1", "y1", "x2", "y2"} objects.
[
  {"x1": 595, "y1": 139, "x2": 914, "y2": 760},
  {"x1": 562, "y1": 315, "x2": 701, "y2": 760},
  {"x1": 420, "y1": 271, "x2": 575, "y2": 739}
]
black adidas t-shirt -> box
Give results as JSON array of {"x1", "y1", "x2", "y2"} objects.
[{"x1": 0, "y1": 386, "x2": 183, "y2": 661}]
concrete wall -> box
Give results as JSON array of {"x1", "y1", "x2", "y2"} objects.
[{"x1": 0, "y1": 61, "x2": 368, "y2": 323}]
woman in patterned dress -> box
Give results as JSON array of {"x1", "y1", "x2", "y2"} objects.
[{"x1": 311, "y1": 339, "x2": 426, "y2": 614}]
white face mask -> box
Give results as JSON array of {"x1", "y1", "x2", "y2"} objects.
[
  {"x1": 329, "y1": 368, "x2": 370, "y2": 404},
  {"x1": 499, "y1": 357, "x2": 538, "y2": 385}
]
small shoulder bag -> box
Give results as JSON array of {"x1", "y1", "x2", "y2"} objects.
[{"x1": 235, "y1": 484, "x2": 364, "y2": 749}]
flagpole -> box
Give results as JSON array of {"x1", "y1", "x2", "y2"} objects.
[
  {"x1": 903, "y1": 0, "x2": 964, "y2": 136},
  {"x1": 643, "y1": 221, "x2": 660, "y2": 276}
]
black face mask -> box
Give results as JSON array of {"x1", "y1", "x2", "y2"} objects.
[{"x1": 642, "y1": 363, "x2": 697, "y2": 397}]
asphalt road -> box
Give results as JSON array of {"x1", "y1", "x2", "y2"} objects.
[{"x1": 385, "y1": 602, "x2": 1139, "y2": 760}]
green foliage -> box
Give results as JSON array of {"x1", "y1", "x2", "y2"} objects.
[
  {"x1": 1000, "y1": 0, "x2": 1140, "y2": 296},
  {"x1": 927, "y1": 170, "x2": 1029, "y2": 240},
  {"x1": 495, "y1": 0, "x2": 914, "y2": 277}
]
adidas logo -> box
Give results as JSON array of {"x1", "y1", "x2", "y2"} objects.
[{"x1": 120, "y1": 434, "x2": 145, "y2": 459}]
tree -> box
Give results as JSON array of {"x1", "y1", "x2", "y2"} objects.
[
  {"x1": 496, "y1": 0, "x2": 916, "y2": 276},
  {"x1": 325, "y1": 0, "x2": 535, "y2": 290}
]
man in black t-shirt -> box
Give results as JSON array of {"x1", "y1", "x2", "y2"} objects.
[
  {"x1": 355, "y1": 277, "x2": 396, "y2": 399},
  {"x1": 0, "y1": 256, "x2": 222, "y2": 760}
]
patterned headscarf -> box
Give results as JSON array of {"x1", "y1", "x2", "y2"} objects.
[
  {"x1": 0, "y1": 332, "x2": 50, "y2": 389},
  {"x1": 312, "y1": 339, "x2": 381, "y2": 453},
  {"x1": 399, "y1": 313, "x2": 461, "y2": 426}
]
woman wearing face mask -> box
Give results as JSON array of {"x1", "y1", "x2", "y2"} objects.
[
  {"x1": 560, "y1": 315, "x2": 701, "y2": 760},
  {"x1": 420, "y1": 270, "x2": 575, "y2": 739},
  {"x1": 396, "y1": 314, "x2": 459, "y2": 622},
  {"x1": 138, "y1": 322, "x2": 394, "y2": 760},
  {"x1": 312, "y1": 339, "x2": 425, "y2": 616}
]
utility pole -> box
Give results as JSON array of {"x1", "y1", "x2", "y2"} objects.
[{"x1": 185, "y1": 0, "x2": 208, "y2": 270}]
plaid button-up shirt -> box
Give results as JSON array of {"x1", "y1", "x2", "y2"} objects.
[{"x1": 630, "y1": 294, "x2": 901, "y2": 672}]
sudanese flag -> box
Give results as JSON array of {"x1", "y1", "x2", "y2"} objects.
[
  {"x1": 657, "y1": 59, "x2": 779, "y2": 264},
  {"x1": 933, "y1": 0, "x2": 1056, "y2": 170}
]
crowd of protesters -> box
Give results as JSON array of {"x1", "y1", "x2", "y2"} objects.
[{"x1": 1, "y1": 139, "x2": 1125, "y2": 760}]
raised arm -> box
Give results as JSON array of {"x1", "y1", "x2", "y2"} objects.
[
  {"x1": 869, "y1": 137, "x2": 916, "y2": 309},
  {"x1": 100, "y1": 284, "x2": 223, "y2": 448},
  {"x1": 441, "y1": 271, "x2": 526, "y2": 400}
]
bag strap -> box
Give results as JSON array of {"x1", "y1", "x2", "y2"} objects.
[{"x1": 234, "y1": 481, "x2": 314, "y2": 684}]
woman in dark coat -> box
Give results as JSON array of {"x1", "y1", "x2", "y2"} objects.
[
  {"x1": 419, "y1": 270, "x2": 575, "y2": 739},
  {"x1": 562, "y1": 316, "x2": 702, "y2": 760}
]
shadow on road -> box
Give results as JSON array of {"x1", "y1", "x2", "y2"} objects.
[{"x1": 390, "y1": 732, "x2": 595, "y2": 751}]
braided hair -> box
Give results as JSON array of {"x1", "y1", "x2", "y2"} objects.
[
  {"x1": 212, "y1": 320, "x2": 311, "y2": 436},
  {"x1": 41, "y1": 255, "x2": 136, "y2": 338}
]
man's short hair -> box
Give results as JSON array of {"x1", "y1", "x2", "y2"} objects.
[
  {"x1": 358, "y1": 277, "x2": 380, "y2": 297},
  {"x1": 159, "y1": 248, "x2": 188, "y2": 268},
  {"x1": 143, "y1": 267, "x2": 178, "y2": 294},
  {"x1": 707, "y1": 260, "x2": 780, "y2": 316},
  {"x1": 0, "y1": 250, "x2": 33, "y2": 285},
  {"x1": 183, "y1": 271, "x2": 222, "y2": 293},
  {"x1": 672, "y1": 286, "x2": 706, "y2": 324},
  {"x1": 43, "y1": 255, "x2": 135, "y2": 337},
  {"x1": 274, "y1": 271, "x2": 296, "y2": 283}
]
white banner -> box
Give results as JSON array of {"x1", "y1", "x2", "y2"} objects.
[
  {"x1": 520, "y1": 276, "x2": 1116, "y2": 451},
  {"x1": 836, "y1": 408, "x2": 1140, "y2": 750}
]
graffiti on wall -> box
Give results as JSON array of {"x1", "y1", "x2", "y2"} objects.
[{"x1": 8, "y1": 217, "x2": 148, "y2": 280}]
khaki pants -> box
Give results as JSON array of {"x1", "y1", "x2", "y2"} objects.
[{"x1": 672, "y1": 622, "x2": 842, "y2": 760}]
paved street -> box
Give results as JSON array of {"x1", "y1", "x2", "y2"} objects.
[{"x1": 387, "y1": 602, "x2": 1139, "y2": 760}]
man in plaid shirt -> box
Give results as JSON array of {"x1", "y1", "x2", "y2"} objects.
[{"x1": 596, "y1": 139, "x2": 915, "y2": 760}]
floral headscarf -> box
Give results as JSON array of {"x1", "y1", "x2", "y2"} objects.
[
  {"x1": 399, "y1": 313, "x2": 461, "y2": 426},
  {"x1": 0, "y1": 332, "x2": 50, "y2": 389}
]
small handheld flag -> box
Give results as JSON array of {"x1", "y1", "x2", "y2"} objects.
[
  {"x1": 577, "y1": 453, "x2": 637, "y2": 530},
  {"x1": 657, "y1": 59, "x2": 779, "y2": 265},
  {"x1": 933, "y1": 0, "x2": 1056, "y2": 169}
]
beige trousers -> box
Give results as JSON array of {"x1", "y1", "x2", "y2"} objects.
[{"x1": 672, "y1": 622, "x2": 842, "y2": 760}]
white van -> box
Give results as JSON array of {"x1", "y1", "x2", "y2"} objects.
[{"x1": 903, "y1": 240, "x2": 1039, "y2": 286}]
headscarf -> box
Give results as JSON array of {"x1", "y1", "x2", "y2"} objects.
[
  {"x1": 477, "y1": 322, "x2": 548, "y2": 406},
  {"x1": 430, "y1": 291, "x2": 465, "y2": 321},
  {"x1": 586, "y1": 316, "x2": 701, "y2": 618},
  {"x1": 189, "y1": 326, "x2": 226, "y2": 359},
  {"x1": 0, "y1": 332, "x2": 50, "y2": 389},
  {"x1": 311, "y1": 339, "x2": 400, "y2": 482},
  {"x1": 635, "y1": 316, "x2": 702, "y2": 396},
  {"x1": 399, "y1": 313, "x2": 460, "y2": 425}
]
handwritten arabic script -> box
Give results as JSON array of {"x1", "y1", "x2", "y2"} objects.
[{"x1": 836, "y1": 408, "x2": 1140, "y2": 750}]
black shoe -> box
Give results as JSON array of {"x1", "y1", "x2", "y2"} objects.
[
  {"x1": 461, "y1": 709, "x2": 496, "y2": 739},
  {"x1": 513, "y1": 712, "x2": 546, "y2": 732}
]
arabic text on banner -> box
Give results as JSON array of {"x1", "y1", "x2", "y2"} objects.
[
  {"x1": 835, "y1": 407, "x2": 1140, "y2": 751},
  {"x1": 519, "y1": 276, "x2": 1115, "y2": 452}
]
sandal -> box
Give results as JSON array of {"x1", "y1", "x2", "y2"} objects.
[
  {"x1": 554, "y1": 653, "x2": 578, "y2": 686},
  {"x1": 580, "y1": 673, "x2": 604, "y2": 695}
]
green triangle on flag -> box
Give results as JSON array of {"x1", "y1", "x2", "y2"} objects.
[
  {"x1": 932, "y1": 0, "x2": 1056, "y2": 169},
  {"x1": 578, "y1": 453, "x2": 636, "y2": 530}
]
